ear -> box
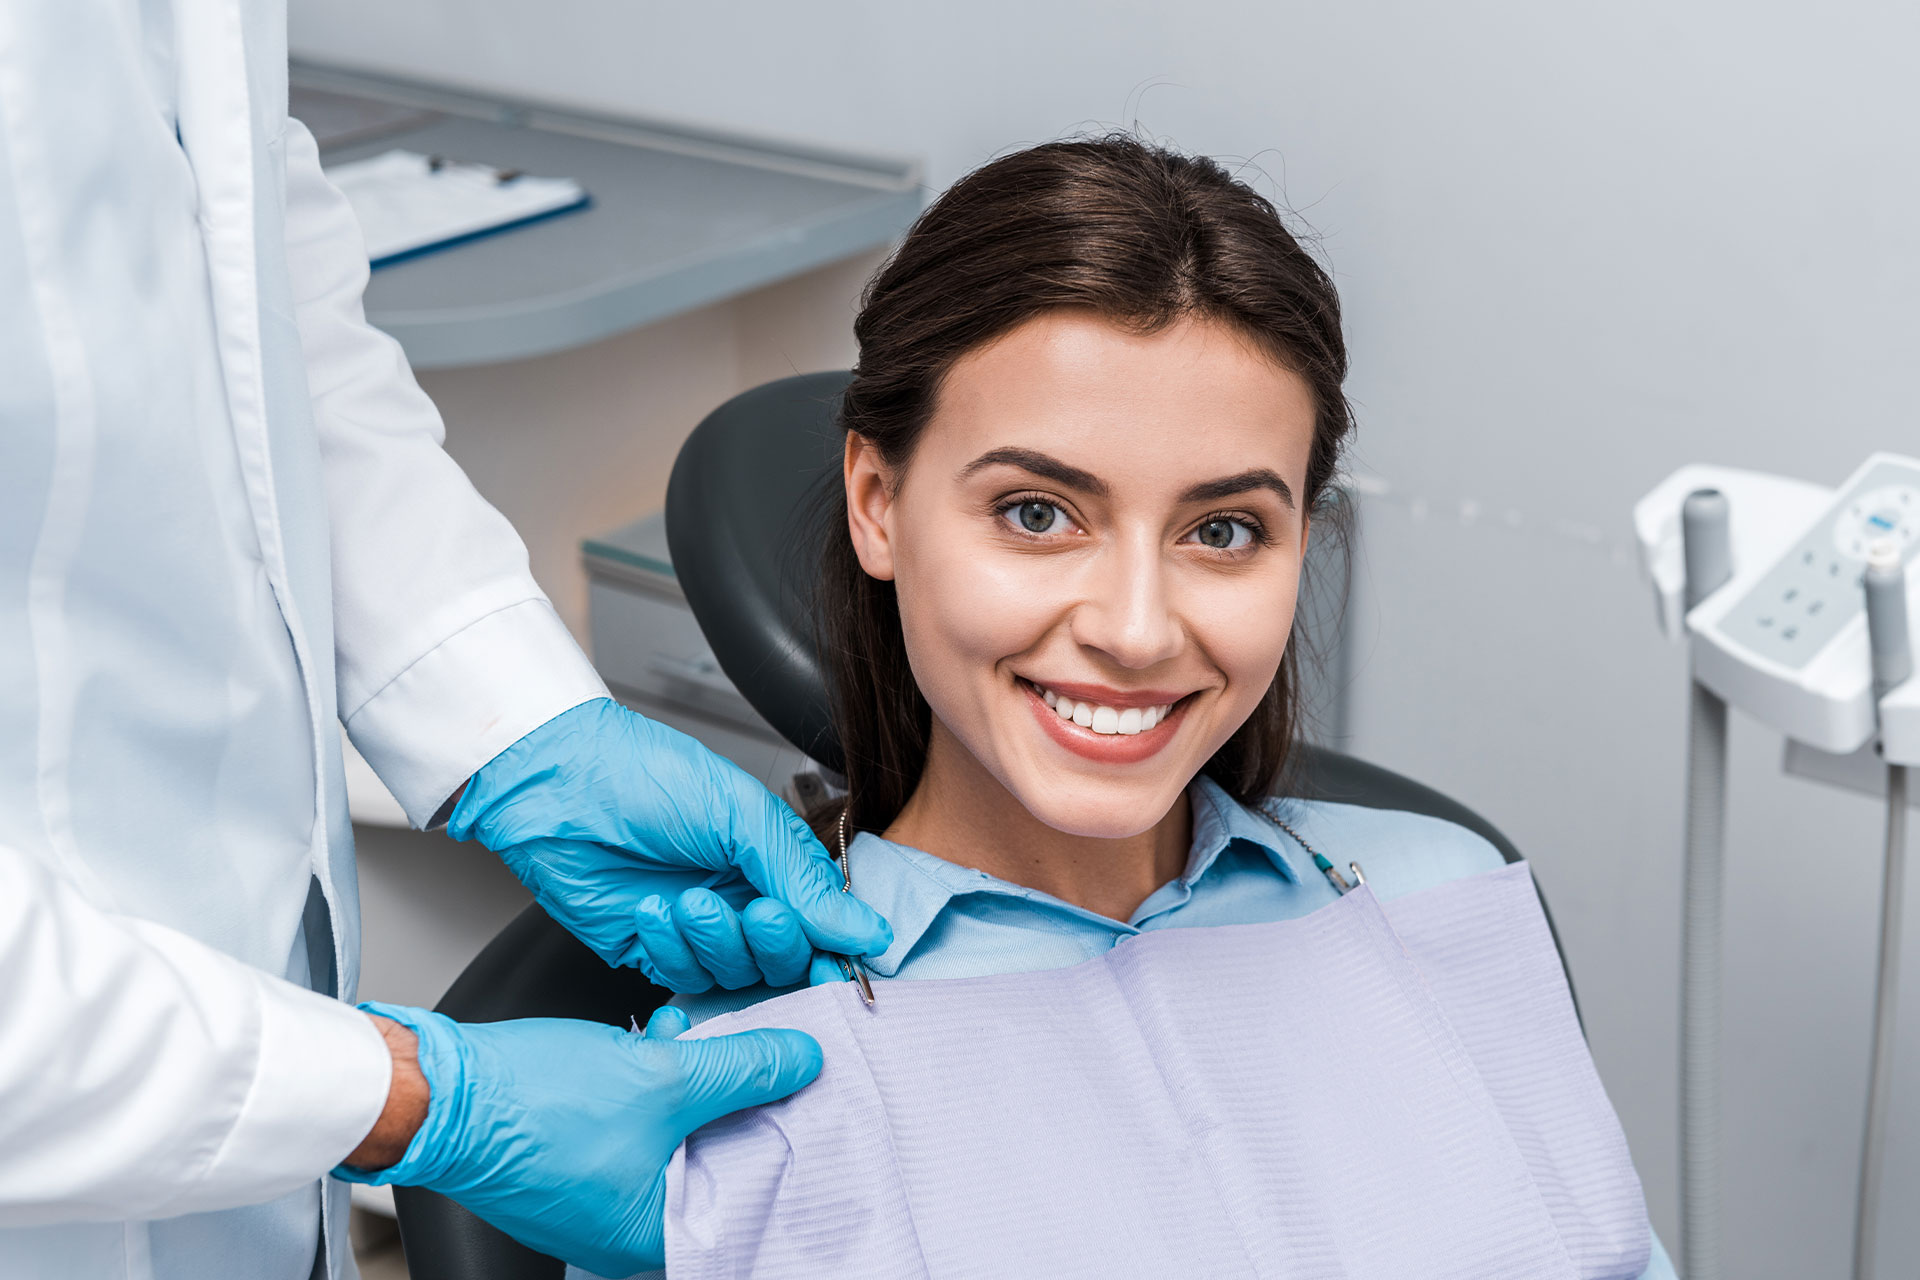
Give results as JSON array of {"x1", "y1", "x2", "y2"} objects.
[{"x1": 844, "y1": 433, "x2": 898, "y2": 582}]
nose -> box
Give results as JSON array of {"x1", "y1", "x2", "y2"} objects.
[{"x1": 1069, "y1": 530, "x2": 1184, "y2": 670}]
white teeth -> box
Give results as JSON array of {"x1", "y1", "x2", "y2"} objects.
[{"x1": 1031, "y1": 682, "x2": 1177, "y2": 736}]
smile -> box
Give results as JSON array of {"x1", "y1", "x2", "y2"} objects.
[
  {"x1": 1026, "y1": 681, "x2": 1175, "y2": 736},
  {"x1": 1017, "y1": 678, "x2": 1194, "y2": 765}
]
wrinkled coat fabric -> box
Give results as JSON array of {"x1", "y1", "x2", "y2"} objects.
[
  {"x1": 0, "y1": 2, "x2": 605, "y2": 1275},
  {"x1": 666, "y1": 863, "x2": 1649, "y2": 1279}
]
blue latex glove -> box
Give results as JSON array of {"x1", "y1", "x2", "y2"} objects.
[
  {"x1": 337, "y1": 1001, "x2": 818, "y2": 1276},
  {"x1": 450, "y1": 698, "x2": 890, "y2": 992}
]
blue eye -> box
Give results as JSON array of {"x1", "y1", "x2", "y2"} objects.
[
  {"x1": 1189, "y1": 517, "x2": 1255, "y2": 550},
  {"x1": 1005, "y1": 500, "x2": 1066, "y2": 534}
]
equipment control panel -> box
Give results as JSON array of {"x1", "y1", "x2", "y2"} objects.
[{"x1": 1721, "y1": 457, "x2": 1920, "y2": 671}]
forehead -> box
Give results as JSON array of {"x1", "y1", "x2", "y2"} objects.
[{"x1": 924, "y1": 310, "x2": 1317, "y2": 488}]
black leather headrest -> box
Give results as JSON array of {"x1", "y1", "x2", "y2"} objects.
[{"x1": 665, "y1": 370, "x2": 852, "y2": 773}]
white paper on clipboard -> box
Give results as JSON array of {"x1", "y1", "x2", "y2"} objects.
[{"x1": 323, "y1": 148, "x2": 589, "y2": 267}]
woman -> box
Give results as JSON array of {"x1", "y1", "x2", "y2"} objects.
[{"x1": 647, "y1": 135, "x2": 1675, "y2": 1279}]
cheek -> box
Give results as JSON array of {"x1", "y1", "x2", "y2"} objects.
[
  {"x1": 891, "y1": 525, "x2": 1058, "y2": 711},
  {"x1": 1190, "y1": 566, "x2": 1300, "y2": 731}
]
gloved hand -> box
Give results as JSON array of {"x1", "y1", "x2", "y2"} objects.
[
  {"x1": 337, "y1": 1001, "x2": 817, "y2": 1276},
  {"x1": 450, "y1": 698, "x2": 890, "y2": 992}
]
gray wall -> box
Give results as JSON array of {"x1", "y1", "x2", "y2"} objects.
[{"x1": 293, "y1": 3, "x2": 1920, "y2": 1272}]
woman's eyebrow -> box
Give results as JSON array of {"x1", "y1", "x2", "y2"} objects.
[
  {"x1": 958, "y1": 447, "x2": 1108, "y2": 496},
  {"x1": 959, "y1": 450, "x2": 1294, "y2": 510},
  {"x1": 1179, "y1": 469, "x2": 1295, "y2": 510}
]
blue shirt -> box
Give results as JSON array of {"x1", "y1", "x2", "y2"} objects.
[
  {"x1": 679, "y1": 776, "x2": 1511, "y2": 1017},
  {"x1": 674, "y1": 777, "x2": 1677, "y2": 1280}
]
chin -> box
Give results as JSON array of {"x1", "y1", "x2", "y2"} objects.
[{"x1": 1008, "y1": 773, "x2": 1190, "y2": 840}]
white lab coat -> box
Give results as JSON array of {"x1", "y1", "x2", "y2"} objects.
[{"x1": 0, "y1": 2, "x2": 607, "y2": 1277}]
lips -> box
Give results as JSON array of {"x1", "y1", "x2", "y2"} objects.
[{"x1": 1019, "y1": 678, "x2": 1191, "y2": 764}]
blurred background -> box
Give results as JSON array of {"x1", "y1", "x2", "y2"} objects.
[{"x1": 290, "y1": 3, "x2": 1920, "y2": 1275}]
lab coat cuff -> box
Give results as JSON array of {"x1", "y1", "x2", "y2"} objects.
[
  {"x1": 333, "y1": 1002, "x2": 466, "y2": 1188},
  {"x1": 201, "y1": 976, "x2": 392, "y2": 1200},
  {"x1": 345, "y1": 598, "x2": 609, "y2": 828}
]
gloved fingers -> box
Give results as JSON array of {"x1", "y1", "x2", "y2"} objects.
[
  {"x1": 807, "y1": 950, "x2": 849, "y2": 989},
  {"x1": 673, "y1": 889, "x2": 763, "y2": 990},
  {"x1": 719, "y1": 783, "x2": 893, "y2": 960},
  {"x1": 740, "y1": 898, "x2": 812, "y2": 989},
  {"x1": 663, "y1": 1027, "x2": 824, "y2": 1137},
  {"x1": 457, "y1": 697, "x2": 894, "y2": 968},
  {"x1": 615, "y1": 934, "x2": 661, "y2": 973},
  {"x1": 633, "y1": 896, "x2": 716, "y2": 993},
  {"x1": 643, "y1": 1005, "x2": 691, "y2": 1039}
]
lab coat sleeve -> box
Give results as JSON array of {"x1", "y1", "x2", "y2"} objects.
[
  {"x1": 0, "y1": 848, "x2": 392, "y2": 1223},
  {"x1": 280, "y1": 120, "x2": 607, "y2": 827}
]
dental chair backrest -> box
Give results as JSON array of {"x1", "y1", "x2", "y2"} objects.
[{"x1": 392, "y1": 372, "x2": 1576, "y2": 1280}]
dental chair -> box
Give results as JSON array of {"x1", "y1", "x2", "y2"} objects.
[{"x1": 391, "y1": 371, "x2": 1576, "y2": 1280}]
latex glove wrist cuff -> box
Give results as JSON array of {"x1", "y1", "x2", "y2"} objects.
[{"x1": 333, "y1": 1001, "x2": 467, "y2": 1188}]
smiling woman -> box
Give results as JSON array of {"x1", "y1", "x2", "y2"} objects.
[
  {"x1": 839, "y1": 310, "x2": 1321, "y2": 917},
  {"x1": 810, "y1": 135, "x2": 1353, "y2": 920},
  {"x1": 654, "y1": 134, "x2": 1674, "y2": 1280}
]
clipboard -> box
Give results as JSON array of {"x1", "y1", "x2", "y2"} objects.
[{"x1": 324, "y1": 148, "x2": 591, "y2": 268}]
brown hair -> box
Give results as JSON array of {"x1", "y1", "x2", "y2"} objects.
[{"x1": 810, "y1": 134, "x2": 1353, "y2": 844}]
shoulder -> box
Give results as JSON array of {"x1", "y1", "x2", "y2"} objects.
[{"x1": 1252, "y1": 794, "x2": 1509, "y2": 902}]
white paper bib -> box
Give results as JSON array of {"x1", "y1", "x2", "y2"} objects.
[{"x1": 666, "y1": 863, "x2": 1649, "y2": 1279}]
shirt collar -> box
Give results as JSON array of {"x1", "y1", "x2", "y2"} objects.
[
  {"x1": 843, "y1": 832, "x2": 988, "y2": 977},
  {"x1": 1183, "y1": 775, "x2": 1305, "y2": 888},
  {"x1": 847, "y1": 775, "x2": 1305, "y2": 976}
]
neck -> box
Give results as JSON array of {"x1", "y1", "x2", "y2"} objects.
[{"x1": 882, "y1": 719, "x2": 1192, "y2": 923}]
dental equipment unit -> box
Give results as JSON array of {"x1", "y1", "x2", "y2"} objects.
[{"x1": 1635, "y1": 454, "x2": 1920, "y2": 1280}]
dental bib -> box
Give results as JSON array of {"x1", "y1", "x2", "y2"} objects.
[{"x1": 664, "y1": 863, "x2": 1649, "y2": 1279}]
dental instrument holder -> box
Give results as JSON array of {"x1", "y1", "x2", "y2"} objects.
[
  {"x1": 1856, "y1": 545, "x2": 1912, "y2": 1280},
  {"x1": 1680, "y1": 490, "x2": 1732, "y2": 1280},
  {"x1": 1635, "y1": 454, "x2": 1920, "y2": 1280}
]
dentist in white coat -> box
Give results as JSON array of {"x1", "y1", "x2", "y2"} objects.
[{"x1": 0, "y1": 4, "x2": 892, "y2": 1278}]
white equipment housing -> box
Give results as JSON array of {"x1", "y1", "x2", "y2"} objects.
[{"x1": 1634, "y1": 454, "x2": 1920, "y2": 767}]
